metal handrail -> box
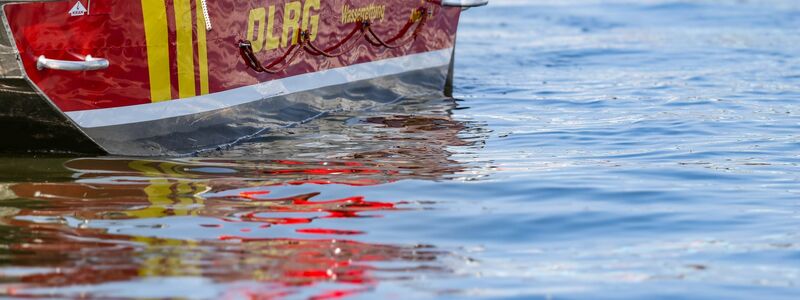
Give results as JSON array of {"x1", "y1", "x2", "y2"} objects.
[
  {"x1": 36, "y1": 55, "x2": 109, "y2": 71},
  {"x1": 442, "y1": 0, "x2": 489, "y2": 7}
]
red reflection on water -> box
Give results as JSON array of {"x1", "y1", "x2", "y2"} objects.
[
  {"x1": 0, "y1": 114, "x2": 474, "y2": 298},
  {"x1": 296, "y1": 228, "x2": 365, "y2": 235},
  {"x1": 240, "y1": 190, "x2": 271, "y2": 199},
  {"x1": 0, "y1": 158, "x2": 453, "y2": 298}
]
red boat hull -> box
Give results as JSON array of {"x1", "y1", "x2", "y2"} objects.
[{"x1": 0, "y1": 0, "x2": 465, "y2": 155}]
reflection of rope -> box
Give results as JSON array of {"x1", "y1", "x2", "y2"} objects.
[
  {"x1": 239, "y1": 7, "x2": 429, "y2": 73},
  {"x1": 200, "y1": 0, "x2": 212, "y2": 30}
]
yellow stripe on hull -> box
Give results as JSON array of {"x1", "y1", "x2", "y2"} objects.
[
  {"x1": 196, "y1": 1, "x2": 210, "y2": 95},
  {"x1": 174, "y1": 0, "x2": 196, "y2": 99},
  {"x1": 141, "y1": 0, "x2": 171, "y2": 102}
]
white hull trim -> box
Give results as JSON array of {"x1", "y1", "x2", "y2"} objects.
[{"x1": 65, "y1": 48, "x2": 453, "y2": 128}]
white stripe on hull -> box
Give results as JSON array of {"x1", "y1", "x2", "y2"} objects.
[{"x1": 66, "y1": 48, "x2": 453, "y2": 128}]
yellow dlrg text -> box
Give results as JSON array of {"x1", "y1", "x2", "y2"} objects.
[{"x1": 246, "y1": 0, "x2": 320, "y2": 53}]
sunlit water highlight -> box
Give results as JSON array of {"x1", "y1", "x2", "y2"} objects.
[{"x1": 2, "y1": 0, "x2": 800, "y2": 299}]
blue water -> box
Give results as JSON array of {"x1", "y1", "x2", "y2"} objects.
[{"x1": 2, "y1": 0, "x2": 800, "y2": 299}]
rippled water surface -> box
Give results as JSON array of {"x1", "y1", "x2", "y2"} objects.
[{"x1": 3, "y1": 0, "x2": 800, "y2": 299}]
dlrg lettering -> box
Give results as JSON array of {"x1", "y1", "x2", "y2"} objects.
[{"x1": 246, "y1": 0, "x2": 320, "y2": 53}]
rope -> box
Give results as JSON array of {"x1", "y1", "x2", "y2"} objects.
[
  {"x1": 200, "y1": 0, "x2": 212, "y2": 31},
  {"x1": 366, "y1": 8, "x2": 428, "y2": 49},
  {"x1": 239, "y1": 31, "x2": 309, "y2": 74},
  {"x1": 304, "y1": 20, "x2": 367, "y2": 58},
  {"x1": 239, "y1": 6, "x2": 429, "y2": 73}
]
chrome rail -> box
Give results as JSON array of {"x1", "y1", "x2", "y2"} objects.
[
  {"x1": 442, "y1": 0, "x2": 489, "y2": 7},
  {"x1": 36, "y1": 55, "x2": 109, "y2": 71}
]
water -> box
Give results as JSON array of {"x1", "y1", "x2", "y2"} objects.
[{"x1": 2, "y1": 0, "x2": 800, "y2": 298}]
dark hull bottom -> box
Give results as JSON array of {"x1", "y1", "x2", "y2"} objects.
[
  {"x1": 0, "y1": 66, "x2": 448, "y2": 156},
  {"x1": 0, "y1": 79, "x2": 104, "y2": 155}
]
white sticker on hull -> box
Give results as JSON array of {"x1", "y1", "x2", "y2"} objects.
[{"x1": 69, "y1": 1, "x2": 88, "y2": 16}]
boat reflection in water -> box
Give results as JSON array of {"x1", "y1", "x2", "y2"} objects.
[{"x1": 0, "y1": 98, "x2": 485, "y2": 299}]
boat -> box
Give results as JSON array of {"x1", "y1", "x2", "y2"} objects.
[{"x1": 0, "y1": 0, "x2": 487, "y2": 156}]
